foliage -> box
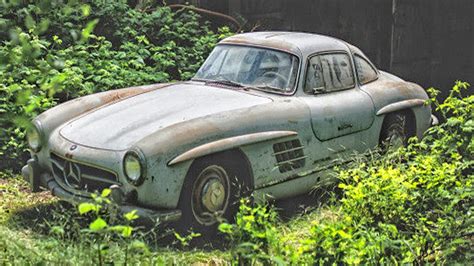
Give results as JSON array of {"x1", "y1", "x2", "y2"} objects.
[
  {"x1": 174, "y1": 231, "x2": 202, "y2": 248},
  {"x1": 1, "y1": 1, "x2": 472, "y2": 264},
  {"x1": 219, "y1": 81, "x2": 473, "y2": 264},
  {"x1": 0, "y1": 176, "x2": 230, "y2": 264},
  {"x1": 1, "y1": 80, "x2": 472, "y2": 264},
  {"x1": 313, "y1": 81, "x2": 473, "y2": 264},
  {"x1": 77, "y1": 188, "x2": 148, "y2": 265},
  {"x1": 219, "y1": 198, "x2": 287, "y2": 265},
  {"x1": 0, "y1": 0, "x2": 232, "y2": 171}
]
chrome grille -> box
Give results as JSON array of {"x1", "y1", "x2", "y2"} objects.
[
  {"x1": 50, "y1": 153, "x2": 118, "y2": 193},
  {"x1": 273, "y1": 139, "x2": 306, "y2": 173}
]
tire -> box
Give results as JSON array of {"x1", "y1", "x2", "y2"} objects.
[
  {"x1": 175, "y1": 152, "x2": 250, "y2": 240},
  {"x1": 380, "y1": 113, "x2": 408, "y2": 151}
]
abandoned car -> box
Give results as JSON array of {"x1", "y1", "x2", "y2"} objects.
[{"x1": 23, "y1": 32, "x2": 437, "y2": 232}]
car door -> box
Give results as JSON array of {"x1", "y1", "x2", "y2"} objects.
[{"x1": 301, "y1": 52, "x2": 375, "y2": 143}]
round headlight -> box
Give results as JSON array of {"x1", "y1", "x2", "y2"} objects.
[
  {"x1": 123, "y1": 150, "x2": 146, "y2": 185},
  {"x1": 27, "y1": 124, "x2": 42, "y2": 152}
]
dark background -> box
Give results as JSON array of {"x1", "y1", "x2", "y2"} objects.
[{"x1": 169, "y1": 0, "x2": 473, "y2": 95}]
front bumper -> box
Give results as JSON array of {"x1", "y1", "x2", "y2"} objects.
[{"x1": 21, "y1": 158, "x2": 181, "y2": 223}]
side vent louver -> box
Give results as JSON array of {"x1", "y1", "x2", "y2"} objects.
[{"x1": 273, "y1": 139, "x2": 306, "y2": 173}]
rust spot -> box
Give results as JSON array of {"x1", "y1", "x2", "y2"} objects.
[
  {"x1": 65, "y1": 153, "x2": 73, "y2": 159},
  {"x1": 99, "y1": 83, "x2": 172, "y2": 104}
]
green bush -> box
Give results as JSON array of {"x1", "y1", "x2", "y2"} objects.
[
  {"x1": 311, "y1": 81, "x2": 473, "y2": 264},
  {"x1": 219, "y1": 198, "x2": 286, "y2": 265},
  {"x1": 220, "y1": 81, "x2": 473, "y2": 265},
  {"x1": 0, "y1": 1, "x2": 232, "y2": 171}
]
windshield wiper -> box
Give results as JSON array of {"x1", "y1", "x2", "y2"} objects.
[
  {"x1": 195, "y1": 78, "x2": 286, "y2": 93},
  {"x1": 204, "y1": 78, "x2": 244, "y2": 88},
  {"x1": 253, "y1": 84, "x2": 286, "y2": 93}
]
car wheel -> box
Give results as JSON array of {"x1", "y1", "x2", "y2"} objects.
[
  {"x1": 176, "y1": 154, "x2": 247, "y2": 239},
  {"x1": 380, "y1": 113, "x2": 408, "y2": 151}
]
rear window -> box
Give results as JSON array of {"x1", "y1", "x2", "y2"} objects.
[{"x1": 354, "y1": 55, "x2": 378, "y2": 84}]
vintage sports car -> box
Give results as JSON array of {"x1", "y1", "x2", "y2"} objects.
[{"x1": 23, "y1": 32, "x2": 437, "y2": 233}]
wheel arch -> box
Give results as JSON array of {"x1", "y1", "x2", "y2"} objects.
[
  {"x1": 172, "y1": 147, "x2": 254, "y2": 235},
  {"x1": 378, "y1": 108, "x2": 417, "y2": 144},
  {"x1": 186, "y1": 148, "x2": 254, "y2": 189}
]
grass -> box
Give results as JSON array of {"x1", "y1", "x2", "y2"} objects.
[
  {"x1": 0, "y1": 173, "x2": 327, "y2": 265},
  {"x1": 0, "y1": 174, "x2": 233, "y2": 265}
]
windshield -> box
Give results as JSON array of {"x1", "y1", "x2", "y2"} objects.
[{"x1": 194, "y1": 45, "x2": 299, "y2": 94}]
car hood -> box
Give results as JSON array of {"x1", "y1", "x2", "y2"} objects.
[{"x1": 60, "y1": 83, "x2": 273, "y2": 150}]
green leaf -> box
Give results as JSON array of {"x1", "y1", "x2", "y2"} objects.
[
  {"x1": 124, "y1": 210, "x2": 139, "y2": 221},
  {"x1": 108, "y1": 225, "x2": 133, "y2": 237},
  {"x1": 25, "y1": 14, "x2": 36, "y2": 30},
  {"x1": 81, "y1": 19, "x2": 99, "y2": 42},
  {"x1": 81, "y1": 4, "x2": 91, "y2": 17},
  {"x1": 129, "y1": 240, "x2": 149, "y2": 254},
  {"x1": 89, "y1": 217, "x2": 107, "y2": 231},
  {"x1": 78, "y1": 202, "x2": 99, "y2": 214},
  {"x1": 122, "y1": 226, "x2": 133, "y2": 237},
  {"x1": 101, "y1": 188, "x2": 111, "y2": 198},
  {"x1": 218, "y1": 223, "x2": 234, "y2": 234}
]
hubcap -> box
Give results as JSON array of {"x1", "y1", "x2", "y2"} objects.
[
  {"x1": 201, "y1": 178, "x2": 226, "y2": 212},
  {"x1": 192, "y1": 165, "x2": 230, "y2": 225}
]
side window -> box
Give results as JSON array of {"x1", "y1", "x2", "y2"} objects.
[
  {"x1": 354, "y1": 55, "x2": 378, "y2": 84},
  {"x1": 305, "y1": 53, "x2": 355, "y2": 93},
  {"x1": 305, "y1": 56, "x2": 324, "y2": 92}
]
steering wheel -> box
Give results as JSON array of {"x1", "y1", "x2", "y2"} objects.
[{"x1": 256, "y1": 71, "x2": 288, "y2": 88}]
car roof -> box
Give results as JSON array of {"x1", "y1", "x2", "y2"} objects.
[{"x1": 219, "y1": 31, "x2": 350, "y2": 57}]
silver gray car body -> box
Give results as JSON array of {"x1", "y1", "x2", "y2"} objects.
[{"x1": 23, "y1": 32, "x2": 435, "y2": 222}]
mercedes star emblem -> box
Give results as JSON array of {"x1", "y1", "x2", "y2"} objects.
[{"x1": 63, "y1": 161, "x2": 82, "y2": 189}]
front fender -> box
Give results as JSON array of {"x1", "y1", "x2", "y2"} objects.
[
  {"x1": 134, "y1": 98, "x2": 312, "y2": 209},
  {"x1": 35, "y1": 83, "x2": 171, "y2": 139}
]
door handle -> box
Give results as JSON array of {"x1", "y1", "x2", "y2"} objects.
[{"x1": 338, "y1": 123, "x2": 353, "y2": 131}]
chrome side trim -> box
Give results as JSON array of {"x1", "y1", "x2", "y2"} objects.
[
  {"x1": 376, "y1": 99, "x2": 426, "y2": 116},
  {"x1": 168, "y1": 131, "x2": 298, "y2": 166}
]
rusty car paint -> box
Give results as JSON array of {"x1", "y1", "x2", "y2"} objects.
[
  {"x1": 24, "y1": 32, "x2": 434, "y2": 218},
  {"x1": 59, "y1": 83, "x2": 273, "y2": 151},
  {"x1": 134, "y1": 97, "x2": 311, "y2": 208},
  {"x1": 35, "y1": 83, "x2": 171, "y2": 150},
  {"x1": 168, "y1": 131, "x2": 298, "y2": 166}
]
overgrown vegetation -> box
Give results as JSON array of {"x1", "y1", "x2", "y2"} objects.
[
  {"x1": 0, "y1": 176, "x2": 230, "y2": 264},
  {"x1": 1, "y1": 1, "x2": 472, "y2": 265},
  {"x1": 0, "y1": 0, "x2": 231, "y2": 170},
  {"x1": 218, "y1": 81, "x2": 473, "y2": 265},
  {"x1": 3, "y1": 82, "x2": 471, "y2": 263}
]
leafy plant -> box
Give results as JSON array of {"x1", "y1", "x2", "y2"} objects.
[
  {"x1": 219, "y1": 198, "x2": 286, "y2": 265},
  {"x1": 0, "y1": 1, "x2": 232, "y2": 171},
  {"x1": 174, "y1": 231, "x2": 202, "y2": 248},
  {"x1": 219, "y1": 81, "x2": 473, "y2": 264},
  {"x1": 78, "y1": 188, "x2": 148, "y2": 265}
]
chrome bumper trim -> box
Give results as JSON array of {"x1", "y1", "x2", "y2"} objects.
[{"x1": 21, "y1": 160, "x2": 182, "y2": 223}]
